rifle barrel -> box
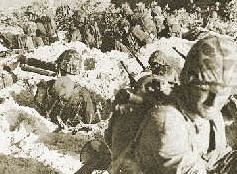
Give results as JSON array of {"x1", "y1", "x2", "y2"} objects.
[
  {"x1": 172, "y1": 47, "x2": 186, "y2": 59},
  {"x1": 120, "y1": 61, "x2": 137, "y2": 87},
  {"x1": 126, "y1": 46, "x2": 146, "y2": 71}
]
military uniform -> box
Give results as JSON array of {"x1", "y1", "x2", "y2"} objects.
[
  {"x1": 105, "y1": 49, "x2": 179, "y2": 173},
  {"x1": 108, "y1": 36, "x2": 237, "y2": 173},
  {"x1": 136, "y1": 35, "x2": 237, "y2": 174},
  {"x1": 35, "y1": 76, "x2": 103, "y2": 127}
]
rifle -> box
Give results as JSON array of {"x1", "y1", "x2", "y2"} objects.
[
  {"x1": 120, "y1": 61, "x2": 137, "y2": 88},
  {"x1": 172, "y1": 47, "x2": 186, "y2": 59},
  {"x1": 126, "y1": 46, "x2": 146, "y2": 71}
]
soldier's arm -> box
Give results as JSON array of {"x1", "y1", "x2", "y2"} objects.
[{"x1": 137, "y1": 105, "x2": 207, "y2": 173}]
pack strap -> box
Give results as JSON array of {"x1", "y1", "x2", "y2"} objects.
[{"x1": 110, "y1": 110, "x2": 152, "y2": 173}]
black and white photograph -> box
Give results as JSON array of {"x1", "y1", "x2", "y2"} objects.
[{"x1": 0, "y1": 0, "x2": 237, "y2": 173}]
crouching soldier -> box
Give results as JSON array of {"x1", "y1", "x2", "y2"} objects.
[
  {"x1": 0, "y1": 65, "x2": 17, "y2": 89},
  {"x1": 114, "y1": 50, "x2": 180, "y2": 114},
  {"x1": 34, "y1": 76, "x2": 97, "y2": 130},
  {"x1": 102, "y1": 50, "x2": 180, "y2": 173}
]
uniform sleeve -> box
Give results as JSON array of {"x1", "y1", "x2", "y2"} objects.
[{"x1": 137, "y1": 106, "x2": 207, "y2": 174}]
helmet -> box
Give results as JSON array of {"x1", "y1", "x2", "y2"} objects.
[
  {"x1": 119, "y1": 19, "x2": 130, "y2": 29},
  {"x1": 152, "y1": 6, "x2": 162, "y2": 15},
  {"x1": 149, "y1": 50, "x2": 180, "y2": 82},
  {"x1": 180, "y1": 35, "x2": 237, "y2": 87},
  {"x1": 121, "y1": 2, "x2": 133, "y2": 15},
  {"x1": 149, "y1": 50, "x2": 167, "y2": 66},
  {"x1": 56, "y1": 49, "x2": 82, "y2": 75}
]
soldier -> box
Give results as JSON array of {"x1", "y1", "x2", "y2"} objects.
[
  {"x1": 131, "y1": 23, "x2": 150, "y2": 48},
  {"x1": 90, "y1": 17, "x2": 102, "y2": 49},
  {"x1": 148, "y1": 50, "x2": 180, "y2": 79},
  {"x1": 18, "y1": 34, "x2": 35, "y2": 50},
  {"x1": 45, "y1": 76, "x2": 75, "y2": 129},
  {"x1": 111, "y1": 49, "x2": 179, "y2": 120},
  {"x1": 135, "y1": 35, "x2": 237, "y2": 174},
  {"x1": 135, "y1": 2, "x2": 146, "y2": 13},
  {"x1": 36, "y1": 17, "x2": 48, "y2": 45},
  {"x1": 205, "y1": 10, "x2": 222, "y2": 33},
  {"x1": 67, "y1": 23, "x2": 82, "y2": 43},
  {"x1": 104, "y1": 49, "x2": 180, "y2": 174},
  {"x1": 141, "y1": 11, "x2": 157, "y2": 41},
  {"x1": 114, "y1": 18, "x2": 132, "y2": 53},
  {"x1": 23, "y1": 21, "x2": 37, "y2": 37},
  {"x1": 23, "y1": 21, "x2": 44, "y2": 49},
  {"x1": 0, "y1": 65, "x2": 17, "y2": 89},
  {"x1": 43, "y1": 15, "x2": 58, "y2": 44},
  {"x1": 84, "y1": 22, "x2": 96, "y2": 49},
  {"x1": 151, "y1": 5, "x2": 165, "y2": 35},
  {"x1": 121, "y1": 2, "x2": 134, "y2": 18},
  {"x1": 25, "y1": 6, "x2": 35, "y2": 21},
  {"x1": 35, "y1": 76, "x2": 97, "y2": 130},
  {"x1": 105, "y1": 35, "x2": 237, "y2": 174}
]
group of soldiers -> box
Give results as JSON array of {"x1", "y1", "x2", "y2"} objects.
[
  {"x1": 60, "y1": 1, "x2": 225, "y2": 54},
  {"x1": 56, "y1": 5, "x2": 102, "y2": 49},
  {"x1": 25, "y1": 44, "x2": 179, "y2": 132},
  {"x1": 75, "y1": 35, "x2": 237, "y2": 174},
  {"x1": 16, "y1": 49, "x2": 107, "y2": 130},
  {"x1": 2, "y1": 2, "x2": 237, "y2": 173},
  {"x1": 0, "y1": 12, "x2": 58, "y2": 51},
  {"x1": 1, "y1": 1, "x2": 228, "y2": 53},
  {"x1": 54, "y1": 2, "x2": 183, "y2": 53}
]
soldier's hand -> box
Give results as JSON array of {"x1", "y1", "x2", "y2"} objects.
[
  {"x1": 114, "y1": 89, "x2": 130, "y2": 104},
  {"x1": 115, "y1": 104, "x2": 133, "y2": 115}
]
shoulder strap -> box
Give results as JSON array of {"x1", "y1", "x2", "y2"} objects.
[
  {"x1": 207, "y1": 120, "x2": 216, "y2": 153},
  {"x1": 111, "y1": 109, "x2": 152, "y2": 173}
]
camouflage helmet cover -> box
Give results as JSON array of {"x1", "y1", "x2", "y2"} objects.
[
  {"x1": 180, "y1": 35, "x2": 237, "y2": 87},
  {"x1": 149, "y1": 50, "x2": 180, "y2": 82},
  {"x1": 121, "y1": 2, "x2": 133, "y2": 15},
  {"x1": 119, "y1": 18, "x2": 130, "y2": 28},
  {"x1": 152, "y1": 6, "x2": 162, "y2": 15},
  {"x1": 149, "y1": 50, "x2": 168, "y2": 66},
  {"x1": 56, "y1": 49, "x2": 82, "y2": 75}
]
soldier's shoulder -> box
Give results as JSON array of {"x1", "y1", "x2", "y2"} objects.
[
  {"x1": 149, "y1": 104, "x2": 184, "y2": 125},
  {"x1": 151, "y1": 104, "x2": 180, "y2": 115}
]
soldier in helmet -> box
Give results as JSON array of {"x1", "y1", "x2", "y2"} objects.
[
  {"x1": 35, "y1": 76, "x2": 97, "y2": 130},
  {"x1": 132, "y1": 35, "x2": 237, "y2": 174},
  {"x1": 112, "y1": 49, "x2": 179, "y2": 116},
  {"x1": 114, "y1": 18, "x2": 132, "y2": 53},
  {"x1": 104, "y1": 49, "x2": 180, "y2": 173},
  {"x1": 121, "y1": 2, "x2": 134, "y2": 18},
  {"x1": 141, "y1": 11, "x2": 157, "y2": 41},
  {"x1": 135, "y1": 2, "x2": 146, "y2": 13},
  {"x1": 67, "y1": 22, "x2": 82, "y2": 43},
  {"x1": 160, "y1": 15, "x2": 182, "y2": 38}
]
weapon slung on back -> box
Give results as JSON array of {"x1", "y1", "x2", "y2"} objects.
[
  {"x1": 120, "y1": 61, "x2": 137, "y2": 88},
  {"x1": 126, "y1": 46, "x2": 146, "y2": 71},
  {"x1": 172, "y1": 47, "x2": 186, "y2": 59}
]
